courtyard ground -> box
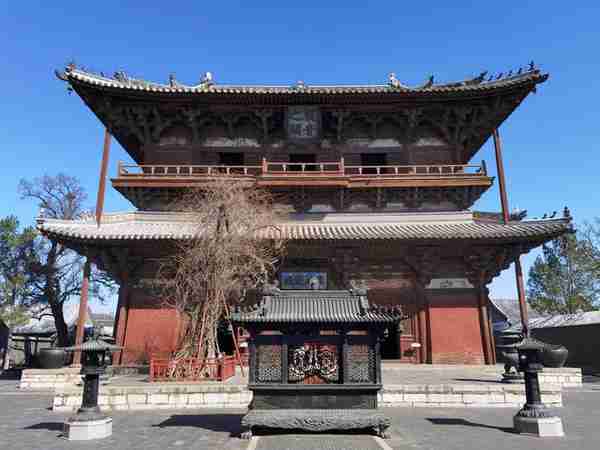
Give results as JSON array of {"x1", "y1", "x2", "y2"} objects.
[{"x1": 1, "y1": 370, "x2": 599, "y2": 450}]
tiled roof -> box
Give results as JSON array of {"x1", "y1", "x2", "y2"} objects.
[
  {"x1": 57, "y1": 64, "x2": 548, "y2": 97},
  {"x1": 231, "y1": 290, "x2": 402, "y2": 324},
  {"x1": 36, "y1": 210, "x2": 572, "y2": 243}
]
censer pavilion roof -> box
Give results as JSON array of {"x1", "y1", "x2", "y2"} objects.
[
  {"x1": 37, "y1": 210, "x2": 571, "y2": 244},
  {"x1": 231, "y1": 289, "x2": 403, "y2": 324},
  {"x1": 57, "y1": 63, "x2": 547, "y2": 98}
]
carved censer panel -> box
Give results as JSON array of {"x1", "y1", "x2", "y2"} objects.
[{"x1": 288, "y1": 343, "x2": 339, "y2": 384}]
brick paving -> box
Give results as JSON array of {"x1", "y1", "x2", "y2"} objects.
[{"x1": 2, "y1": 370, "x2": 600, "y2": 450}]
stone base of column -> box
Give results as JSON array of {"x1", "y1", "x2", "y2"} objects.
[
  {"x1": 513, "y1": 415, "x2": 564, "y2": 437},
  {"x1": 63, "y1": 416, "x2": 112, "y2": 440},
  {"x1": 501, "y1": 372, "x2": 524, "y2": 384}
]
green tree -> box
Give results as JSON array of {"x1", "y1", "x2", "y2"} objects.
[
  {"x1": 0, "y1": 216, "x2": 37, "y2": 326},
  {"x1": 527, "y1": 229, "x2": 600, "y2": 315}
]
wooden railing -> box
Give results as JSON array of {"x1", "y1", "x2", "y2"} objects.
[
  {"x1": 118, "y1": 162, "x2": 262, "y2": 177},
  {"x1": 118, "y1": 160, "x2": 487, "y2": 179},
  {"x1": 345, "y1": 163, "x2": 486, "y2": 176},
  {"x1": 264, "y1": 160, "x2": 343, "y2": 175},
  {"x1": 149, "y1": 355, "x2": 236, "y2": 382}
]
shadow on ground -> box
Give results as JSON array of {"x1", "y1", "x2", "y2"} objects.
[
  {"x1": 153, "y1": 414, "x2": 243, "y2": 435},
  {"x1": 452, "y1": 378, "x2": 505, "y2": 384},
  {"x1": 24, "y1": 422, "x2": 64, "y2": 432},
  {"x1": 427, "y1": 418, "x2": 515, "y2": 434},
  {"x1": 0, "y1": 369, "x2": 21, "y2": 380}
]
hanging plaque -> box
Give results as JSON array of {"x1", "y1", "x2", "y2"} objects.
[{"x1": 286, "y1": 106, "x2": 321, "y2": 141}]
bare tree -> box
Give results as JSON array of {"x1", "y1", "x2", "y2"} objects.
[
  {"x1": 158, "y1": 178, "x2": 285, "y2": 367},
  {"x1": 19, "y1": 174, "x2": 114, "y2": 347}
]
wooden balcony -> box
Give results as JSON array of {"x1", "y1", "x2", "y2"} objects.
[{"x1": 113, "y1": 159, "x2": 491, "y2": 189}]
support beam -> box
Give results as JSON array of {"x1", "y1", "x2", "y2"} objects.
[
  {"x1": 72, "y1": 259, "x2": 91, "y2": 366},
  {"x1": 477, "y1": 277, "x2": 493, "y2": 365},
  {"x1": 415, "y1": 280, "x2": 430, "y2": 364},
  {"x1": 493, "y1": 128, "x2": 529, "y2": 336},
  {"x1": 114, "y1": 274, "x2": 130, "y2": 365},
  {"x1": 95, "y1": 129, "x2": 112, "y2": 227}
]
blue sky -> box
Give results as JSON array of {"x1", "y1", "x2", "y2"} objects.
[{"x1": 1, "y1": 1, "x2": 599, "y2": 313}]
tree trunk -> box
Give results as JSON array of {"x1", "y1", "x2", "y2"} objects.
[
  {"x1": 44, "y1": 242, "x2": 69, "y2": 348},
  {"x1": 2, "y1": 329, "x2": 11, "y2": 370},
  {"x1": 50, "y1": 300, "x2": 69, "y2": 347}
]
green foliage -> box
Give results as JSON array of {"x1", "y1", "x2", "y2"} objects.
[
  {"x1": 0, "y1": 305, "x2": 29, "y2": 328},
  {"x1": 527, "y1": 226, "x2": 600, "y2": 315},
  {"x1": 0, "y1": 216, "x2": 38, "y2": 309}
]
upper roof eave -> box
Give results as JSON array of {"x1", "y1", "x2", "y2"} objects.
[{"x1": 57, "y1": 65, "x2": 548, "y2": 102}]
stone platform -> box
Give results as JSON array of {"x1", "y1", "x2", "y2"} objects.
[
  {"x1": 19, "y1": 368, "x2": 82, "y2": 390},
  {"x1": 53, "y1": 381, "x2": 563, "y2": 412},
  {"x1": 49, "y1": 364, "x2": 578, "y2": 412}
]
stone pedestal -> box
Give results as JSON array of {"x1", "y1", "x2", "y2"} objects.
[
  {"x1": 513, "y1": 415, "x2": 564, "y2": 437},
  {"x1": 501, "y1": 372, "x2": 524, "y2": 384},
  {"x1": 63, "y1": 416, "x2": 112, "y2": 440}
]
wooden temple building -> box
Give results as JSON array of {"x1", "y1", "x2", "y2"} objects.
[{"x1": 41, "y1": 63, "x2": 571, "y2": 366}]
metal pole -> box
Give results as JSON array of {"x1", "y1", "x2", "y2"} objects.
[
  {"x1": 73, "y1": 259, "x2": 91, "y2": 366},
  {"x1": 492, "y1": 129, "x2": 529, "y2": 337},
  {"x1": 95, "y1": 129, "x2": 111, "y2": 227}
]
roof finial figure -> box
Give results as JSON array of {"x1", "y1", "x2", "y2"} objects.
[
  {"x1": 529, "y1": 61, "x2": 536, "y2": 71},
  {"x1": 169, "y1": 73, "x2": 179, "y2": 87},
  {"x1": 201, "y1": 71, "x2": 213, "y2": 86},
  {"x1": 388, "y1": 72, "x2": 400, "y2": 88},
  {"x1": 114, "y1": 71, "x2": 128, "y2": 82},
  {"x1": 475, "y1": 71, "x2": 487, "y2": 83},
  {"x1": 563, "y1": 206, "x2": 571, "y2": 220},
  {"x1": 422, "y1": 75, "x2": 434, "y2": 89}
]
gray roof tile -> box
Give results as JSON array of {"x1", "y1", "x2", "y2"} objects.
[
  {"x1": 36, "y1": 211, "x2": 571, "y2": 243},
  {"x1": 232, "y1": 290, "x2": 402, "y2": 324}
]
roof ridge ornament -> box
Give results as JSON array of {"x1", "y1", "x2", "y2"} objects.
[{"x1": 200, "y1": 72, "x2": 214, "y2": 88}]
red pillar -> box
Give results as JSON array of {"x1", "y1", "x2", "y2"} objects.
[
  {"x1": 477, "y1": 278, "x2": 494, "y2": 365},
  {"x1": 493, "y1": 129, "x2": 529, "y2": 336},
  {"x1": 114, "y1": 275, "x2": 130, "y2": 365},
  {"x1": 72, "y1": 259, "x2": 91, "y2": 366}
]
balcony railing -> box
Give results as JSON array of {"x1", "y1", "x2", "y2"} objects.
[{"x1": 117, "y1": 159, "x2": 487, "y2": 179}]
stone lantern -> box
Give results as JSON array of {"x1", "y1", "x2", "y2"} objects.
[
  {"x1": 62, "y1": 333, "x2": 122, "y2": 441},
  {"x1": 513, "y1": 337, "x2": 564, "y2": 437}
]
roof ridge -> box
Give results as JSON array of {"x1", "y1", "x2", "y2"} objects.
[{"x1": 57, "y1": 63, "x2": 547, "y2": 95}]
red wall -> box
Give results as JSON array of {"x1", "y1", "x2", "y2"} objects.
[
  {"x1": 117, "y1": 285, "x2": 487, "y2": 365},
  {"x1": 427, "y1": 291, "x2": 485, "y2": 364},
  {"x1": 121, "y1": 290, "x2": 182, "y2": 365}
]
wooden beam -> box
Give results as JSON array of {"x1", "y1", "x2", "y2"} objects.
[
  {"x1": 72, "y1": 259, "x2": 91, "y2": 366},
  {"x1": 114, "y1": 275, "x2": 130, "y2": 365},
  {"x1": 95, "y1": 129, "x2": 112, "y2": 227},
  {"x1": 493, "y1": 128, "x2": 529, "y2": 336},
  {"x1": 477, "y1": 276, "x2": 493, "y2": 365}
]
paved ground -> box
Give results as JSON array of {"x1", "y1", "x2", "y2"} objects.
[{"x1": 2, "y1": 370, "x2": 600, "y2": 450}]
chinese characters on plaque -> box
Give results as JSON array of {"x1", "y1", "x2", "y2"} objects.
[
  {"x1": 287, "y1": 106, "x2": 321, "y2": 141},
  {"x1": 280, "y1": 271, "x2": 327, "y2": 290}
]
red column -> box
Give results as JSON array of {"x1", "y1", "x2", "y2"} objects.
[
  {"x1": 415, "y1": 280, "x2": 430, "y2": 364},
  {"x1": 493, "y1": 129, "x2": 529, "y2": 336},
  {"x1": 114, "y1": 275, "x2": 130, "y2": 365},
  {"x1": 72, "y1": 259, "x2": 91, "y2": 366},
  {"x1": 477, "y1": 278, "x2": 493, "y2": 365}
]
